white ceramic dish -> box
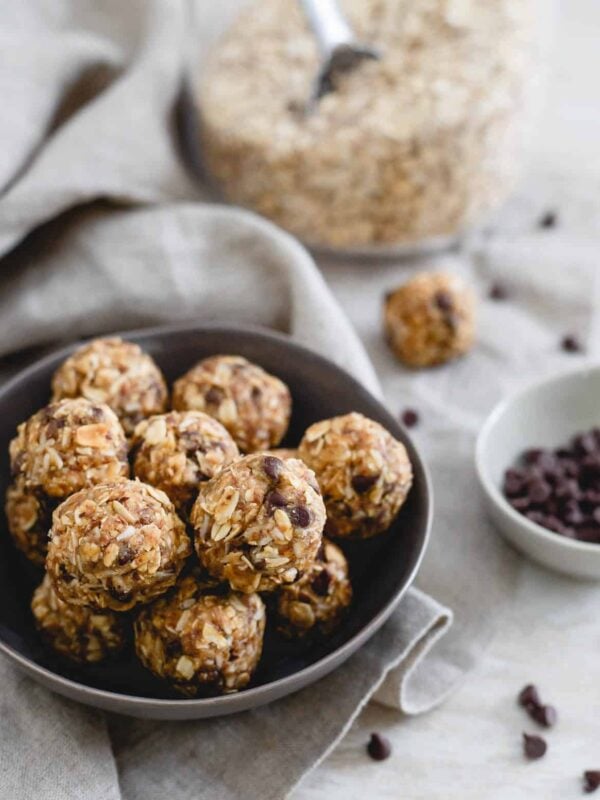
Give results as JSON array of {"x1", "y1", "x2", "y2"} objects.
[{"x1": 475, "y1": 365, "x2": 600, "y2": 580}]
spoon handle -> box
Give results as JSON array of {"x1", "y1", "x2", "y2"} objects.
[{"x1": 299, "y1": 0, "x2": 354, "y2": 55}]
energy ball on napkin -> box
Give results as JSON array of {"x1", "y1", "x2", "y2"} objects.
[
  {"x1": 383, "y1": 272, "x2": 475, "y2": 368},
  {"x1": 31, "y1": 574, "x2": 125, "y2": 664},
  {"x1": 47, "y1": 480, "x2": 191, "y2": 611},
  {"x1": 6, "y1": 398, "x2": 129, "y2": 564},
  {"x1": 191, "y1": 453, "x2": 325, "y2": 593},
  {"x1": 298, "y1": 413, "x2": 412, "y2": 539},
  {"x1": 172, "y1": 355, "x2": 291, "y2": 453},
  {"x1": 51, "y1": 337, "x2": 168, "y2": 436},
  {"x1": 134, "y1": 574, "x2": 265, "y2": 696},
  {"x1": 131, "y1": 411, "x2": 239, "y2": 515},
  {"x1": 275, "y1": 539, "x2": 352, "y2": 639}
]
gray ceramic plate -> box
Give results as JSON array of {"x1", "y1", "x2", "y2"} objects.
[{"x1": 0, "y1": 323, "x2": 432, "y2": 719}]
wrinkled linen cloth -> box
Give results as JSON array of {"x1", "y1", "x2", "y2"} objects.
[{"x1": 0, "y1": 0, "x2": 552, "y2": 798}]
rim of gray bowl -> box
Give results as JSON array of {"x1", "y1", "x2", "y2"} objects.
[
  {"x1": 475, "y1": 364, "x2": 600, "y2": 556},
  {"x1": 0, "y1": 322, "x2": 433, "y2": 717}
]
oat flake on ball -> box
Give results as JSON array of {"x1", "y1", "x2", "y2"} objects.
[
  {"x1": 191, "y1": 453, "x2": 325, "y2": 593},
  {"x1": 31, "y1": 574, "x2": 126, "y2": 664},
  {"x1": 134, "y1": 574, "x2": 265, "y2": 696},
  {"x1": 132, "y1": 411, "x2": 239, "y2": 515},
  {"x1": 51, "y1": 337, "x2": 168, "y2": 436},
  {"x1": 172, "y1": 355, "x2": 291, "y2": 453},
  {"x1": 298, "y1": 412, "x2": 413, "y2": 539},
  {"x1": 47, "y1": 480, "x2": 191, "y2": 611}
]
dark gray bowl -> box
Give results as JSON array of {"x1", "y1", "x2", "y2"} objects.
[{"x1": 0, "y1": 324, "x2": 432, "y2": 719}]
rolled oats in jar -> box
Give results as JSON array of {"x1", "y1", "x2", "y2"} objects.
[{"x1": 194, "y1": 0, "x2": 539, "y2": 252}]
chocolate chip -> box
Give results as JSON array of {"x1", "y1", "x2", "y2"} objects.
[
  {"x1": 530, "y1": 704, "x2": 557, "y2": 728},
  {"x1": 165, "y1": 640, "x2": 182, "y2": 658},
  {"x1": 434, "y1": 290, "x2": 453, "y2": 312},
  {"x1": 205, "y1": 387, "x2": 224, "y2": 405},
  {"x1": 311, "y1": 569, "x2": 331, "y2": 596},
  {"x1": 528, "y1": 479, "x2": 551, "y2": 504},
  {"x1": 59, "y1": 564, "x2": 74, "y2": 583},
  {"x1": 118, "y1": 546, "x2": 135, "y2": 565},
  {"x1": 401, "y1": 408, "x2": 419, "y2": 428},
  {"x1": 351, "y1": 474, "x2": 379, "y2": 494},
  {"x1": 518, "y1": 684, "x2": 541, "y2": 709},
  {"x1": 584, "y1": 771, "x2": 600, "y2": 793},
  {"x1": 523, "y1": 733, "x2": 547, "y2": 760},
  {"x1": 108, "y1": 586, "x2": 132, "y2": 603},
  {"x1": 289, "y1": 505, "x2": 311, "y2": 528},
  {"x1": 539, "y1": 210, "x2": 558, "y2": 229},
  {"x1": 263, "y1": 456, "x2": 283, "y2": 481},
  {"x1": 489, "y1": 283, "x2": 509, "y2": 301},
  {"x1": 266, "y1": 489, "x2": 287, "y2": 509},
  {"x1": 367, "y1": 733, "x2": 392, "y2": 761},
  {"x1": 562, "y1": 334, "x2": 583, "y2": 353}
]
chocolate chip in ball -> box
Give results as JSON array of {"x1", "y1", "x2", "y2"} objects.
[
  {"x1": 263, "y1": 456, "x2": 283, "y2": 481},
  {"x1": 351, "y1": 474, "x2": 379, "y2": 494},
  {"x1": 289, "y1": 505, "x2": 311, "y2": 528},
  {"x1": 401, "y1": 408, "x2": 419, "y2": 428},
  {"x1": 205, "y1": 387, "x2": 224, "y2": 405},
  {"x1": 311, "y1": 569, "x2": 331, "y2": 596},
  {"x1": 523, "y1": 733, "x2": 547, "y2": 760},
  {"x1": 584, "y1": 771, "x2": 600, "y2": 793},
  {"x1": 367, "y1": 733, "x2": 392, "y2": 761},
  {"x1": 434, "y1": 290, "x2": 454, "y2": 312},
  {"x1": 266, "y1": 489, "x2": 287, "y2": 510}
]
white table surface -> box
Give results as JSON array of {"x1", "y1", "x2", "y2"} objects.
[{"x1": 294, "y1": 2, "x2": 600, "y2": 797}]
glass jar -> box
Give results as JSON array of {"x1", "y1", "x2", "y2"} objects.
[{"x1": 188, "y1": 0, "x2": 551, "y2": 256}]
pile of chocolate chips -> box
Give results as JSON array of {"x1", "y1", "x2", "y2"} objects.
[{"x1": 503, "y1": 428, "x2": 600, "y2": 543}]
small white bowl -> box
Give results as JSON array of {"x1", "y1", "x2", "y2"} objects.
[{"x1": 476, "y1": 365, "x2": 600, "y2": 580}]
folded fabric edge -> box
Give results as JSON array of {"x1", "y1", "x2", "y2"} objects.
[{"x1": 285, "y1": 586, "x2": 452, "y2": 799}]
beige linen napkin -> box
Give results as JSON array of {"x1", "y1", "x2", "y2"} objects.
[{"x1": 0, "y1": 2, "x2": 459, "y2": 799}]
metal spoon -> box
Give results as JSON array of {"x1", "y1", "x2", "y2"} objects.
[{"x1": 299, "y1": 0, "x2": 380, "y2": 103}]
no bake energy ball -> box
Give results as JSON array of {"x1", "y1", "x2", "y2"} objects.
[
  {"x1": 6, "y1": 398, "x2": 129, "y2": 564},
  {"x1": 32, "y1": 574, "x2": 125, "y2": 664},
  {"x1": 5, "y1": 480, "x2": 57, "y2": 566},
  {"x1": 134, "y1": 575, "x2": 266, "y2": 696},
  {"x1": 191, "y1": 453, "x2": 325, "y2": 593},
  {"x1": 132, "y1": 411, "x2": 239, "y2": 515},
  {"x1": 383, "y1": 271, "x2": 475, "y2": 368},
  {"x1": 51, "y1": 337, "x2": 168, "y2": 436},
  {"x1": 276, "y1": 539, "x2": 352, "y2": 638},
  {"x1": 299, "y1": 413, "x2": 412, "y2": 539},
  {"x1": 47, "y1": 480, "x2": 191, "y2": 611},
  {"x1": 172, "y1": 355, "x2": 291, "y2": 453}
]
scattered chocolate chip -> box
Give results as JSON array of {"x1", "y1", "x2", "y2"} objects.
[
  {"x1": 205, "y1": 387, "x2": 224, "y2": 405},
  {"x1": 584, "y1": 771, "x2": 600, "y2": 793},
  {"x1": 539, "y1": 210, "x2": 558, "y2": 229},
  {"x1": 289, "y1": 505, "x2": 311, "y2": 528},
  {"x1": 266, "y1": 489, "x2": 287, "y2": 509},
  {"x1": 59, "y1": 564, "x2": 74, "y2": 583},
  {"x1": 263, "y1": 456, "x2": 283, "y2": 481},
  {"x1": 434, "y1": 290, "x2": 453, "y2": 312},
  {"x1": 311, "y1": 569, "x2": 331, "y2": 596},
  {"x1": 518, "y1": 684, "x2": 541, "y2": 709},
  {"x1": 523, "y1": 733, "x2": 547, "y2": 760},
  {"x1": 367, "y1": 733, "x2": 392, "y2": 761},
  {"x1": 401, "y1": 408, "x2": 419, "y2": 428},
  {"x1": 108, "y1": 586, "x2": 132, "y2": 603},
  {"x1": 562, "y1": 334, "x2": 583, "y2": 353},
  {"x1": 530, "y1": 704, "x2": 557, "y2": 728},
  {"x1": 351, "y1": 474, "x2": 379, "y2": 494},
  {"x1": 118, "y1": 546, "x2": 135, "y2": 566},
  {"x1": 489, "y1": 282, "x2": 509, "y2": 301}
]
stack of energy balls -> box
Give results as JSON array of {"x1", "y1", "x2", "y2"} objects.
[{"x1": 5, "y1": 337, "x2": 413, "y2": 697}]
